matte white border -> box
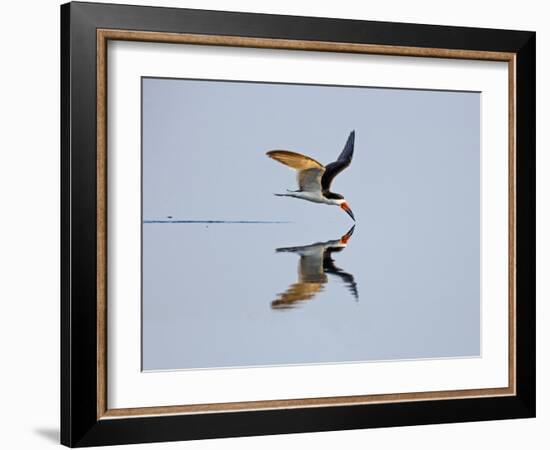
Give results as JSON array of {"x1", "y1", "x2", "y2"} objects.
[{"x1": 107, "y1": 41, "x2": 509, "y2": 409}]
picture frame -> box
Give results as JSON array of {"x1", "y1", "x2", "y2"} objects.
[{"x1": 60, "y1": 1, "x2": 536, "y2": 447}]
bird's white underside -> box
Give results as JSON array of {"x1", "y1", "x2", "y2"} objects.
[{"x1": 279, "y1": 190, "x2": 344, "y2": 206}]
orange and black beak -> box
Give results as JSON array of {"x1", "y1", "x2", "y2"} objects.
[
  {"x1": 341, "y1": 202, "x2": 355, "y2": 221},
  {"x1": 340, "y1": 225, "x2": 355, "y2": 244}
]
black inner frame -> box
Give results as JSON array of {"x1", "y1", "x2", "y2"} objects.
[{"x1": 61, "y1": 2, "x2": 535, "y2": 447}]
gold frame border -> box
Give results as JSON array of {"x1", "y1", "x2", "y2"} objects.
[{"x1": 96, "y1": 29, "x2": 517, "y2": 420}]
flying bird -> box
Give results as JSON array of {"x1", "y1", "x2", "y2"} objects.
[
  {"x1": 272, "y1": 225, "x2": 358, "y2": 310},
  {"x1": 266, "y1": 131, "x2": 356, "y2": 221}
]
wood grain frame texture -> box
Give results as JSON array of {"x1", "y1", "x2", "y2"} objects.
[{"x1": 96, "y1": 29, "x2": 517, "y2": 420}]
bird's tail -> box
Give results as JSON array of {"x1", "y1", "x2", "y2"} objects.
[{"x1": 274, "y1": 189, "x2": 296, "y2": 197}]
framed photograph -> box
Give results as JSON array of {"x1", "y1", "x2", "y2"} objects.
[{"x1": 61, "y1": 1, "x2": 536, "y2": 447}]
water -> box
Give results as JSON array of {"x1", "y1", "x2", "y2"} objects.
[{"x1": 142, "y1": 220, "x2": 480, "y2": 371}]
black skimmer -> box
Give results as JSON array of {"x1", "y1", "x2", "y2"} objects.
[
  {"x1": 266, "y1": 131, "x2": 356, "y2": 221},
  {"x1": 272, "y1": 226, "x2": 358, "y2": 309}
]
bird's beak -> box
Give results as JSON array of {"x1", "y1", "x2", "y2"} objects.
[
  {"x1": 340, "y1": 225, "x2": 355, "y2": 244},
  {"x1": 341, "y1": 202, "x2": 355, "y2": 221}
]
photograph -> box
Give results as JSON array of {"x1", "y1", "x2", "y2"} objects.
[
  {"x1": 57, "y1": 2, "x2": 536, "y2": 446},
  {"x1": 141, "y1": 77, "x2": 481, "y2": 371}
]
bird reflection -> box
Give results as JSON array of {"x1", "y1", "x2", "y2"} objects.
[{"x1": 272, "y1": 226, "x2": 358, "y2": 310}]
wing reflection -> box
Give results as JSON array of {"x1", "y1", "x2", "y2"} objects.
[{"x1": 272, "y1": 226, "x2": 358, "y2": 310}]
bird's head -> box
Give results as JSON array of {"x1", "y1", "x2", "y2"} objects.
[{"x1": 338, "y1": 200, "x2": 355, "y2": 221}]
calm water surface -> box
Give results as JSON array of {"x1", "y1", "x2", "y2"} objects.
[{"x1": 142, "y1": 220, "x2": 480, "y2": 371}]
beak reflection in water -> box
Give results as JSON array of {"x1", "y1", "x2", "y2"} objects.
[{"x1": 271, "y1": 225, "x2": 358, "y2": 310}]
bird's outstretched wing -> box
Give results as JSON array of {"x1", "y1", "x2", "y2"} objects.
[
  {"x1": 321, "y1": 130, "x2": 355, "y2": 191},
  {"x1": 267, "y1": 150, "x2": 325, "y2": 192},
  {"x1": 323, "y1": 251, "x2": 359, "y2": 300},
  {"x1": 272, "y1": 251, "x2": 327, "y2": 309},
  {"x1": 266, "y1": 150, "x2": 324, "y2": 170},
  {"x1": 272, "y1": 226, "x2": 358, "y2": 309},
  {"x1": 271, "y1": 281, "x2": 325, "y2": 309}
]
